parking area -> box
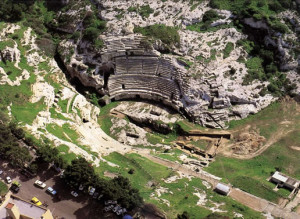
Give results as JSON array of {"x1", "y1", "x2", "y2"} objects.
[{"x1": 0, "y1": 160, "x2": 116, "y2": 219}]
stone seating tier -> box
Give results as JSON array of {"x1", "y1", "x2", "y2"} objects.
[{"x1": 108, "y1": 75, "x2": 181, "y2": 100}]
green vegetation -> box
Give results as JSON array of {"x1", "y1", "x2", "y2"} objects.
[
  {"x1": 139, "y1": 5, "x2": 154, "y2": 18},
  {"x1": 0, "y1": 121, "x2": 31, "y2": 168},
  {"x1": 46, "y1": 123, "x2": 80, "y2": 144},
  {"x1": 134, "y1": 24, "x2": 180, "y2": 49},
  {"x1": 186, "y1": 9, "x2": 232, "y2": 33},
  {"x1": 159, "y1": 177, "x2": 263, "y2": 218},
  {"x1": 223, "y1": 42, "x2": 234, "y2": 59},
  {"x1": 0, "y1": 181, "x2": 8, "y2": 196},
  {"x1": 97, "y1": 151, "x2": 263, "y2": 218},
  {"x1": 155, "y1": 148, "x2": 189, "y2": 163},
  {"x1": 191, "y1": 140, "x2": 208, "y2": 150},
  {"x1": 98, "y1": 102, "x2": 120, "y2": 136},
  {"x1": 49, "y1": 108, "x2": 71, "y2": 121},
  {"x1": 57, "y1": 99, "x2": 69, "y2": 113},
  {"x1": 207, "y1": 100, "x2": 300, "y2": 202},
  {"x1": 65, "y1": 157, "x2": 143, "y2": 209},
  {"x1": 128, "y1": 5, "x2": 154, "y2": 18},
  {"x1": 11, "y1": 99, "x2": 46, "y2": 125},
  {"x1": 57, "y1": 145, "x2": 78, "y2": 165},
  {"x1": 209, "y1": 0, "x2": 292, "y2": 18},
  {"x1": 81, "y1": 7, "x2": 106, "y2": 50}
]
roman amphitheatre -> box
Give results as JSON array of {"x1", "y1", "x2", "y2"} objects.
[{"x1": 0, "y1": 0, "x2": 300, "y2": 218}]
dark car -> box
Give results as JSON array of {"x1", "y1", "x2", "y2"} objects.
[{"x1": 10, "y1": 184, "x2": 20, "y2": 193}]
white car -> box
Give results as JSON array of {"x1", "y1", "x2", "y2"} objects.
[
  {"x1": 46, "y1": 187, "x2": 57, "y2": 195},
  {"x1": 34, "y1": 180, "x2": 46, "y2": 189},
  {"x1": 88, "y1": 187, "x2": 95, "y2": 196},
  {"x1": 71, "y1": 191, "x2": 78, "y2": 197},
  {"x1": 6, "y1": 177, "x2": 12, "y2": 184},
  {"x1": 79, "y1": 184, "x2": 84, "y2": 191}
]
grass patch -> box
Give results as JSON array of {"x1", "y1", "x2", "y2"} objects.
[
  {"x1": 57, "y1": 99, "x2": 69, "y2": 113},
  {"x1": 46, "y1": 123, "x2": 79, "y2": 144},
  {"x1": 206, "y1": 139, "x2": 300, "y2": 202},
  {"x1": 190, "y1": 140, "x2": 208, "y2": 150},
  {"x1": 98, "y1": 102, "x2": 120, "y2": 136},
  {"x1": 11, "y1": 98, "x2": 45, "y2": 125},
  {"x1": 223, "y1": 42, "x2": 234, "y2": 59},
  {"x1": 49, "y1": 107, "x2": 71, "y2": 121},
  {"x1": 134, "y1": 24, "x2": 180, "y2": 47},
  {"x1": 57, "y1": 144, "x2": 77, "y2": 164},
  {"x1": 0, "y1": 181, "x2": 8, "y2": 196}
]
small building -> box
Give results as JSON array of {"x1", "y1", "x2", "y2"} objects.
[
  {"x1": 215, "y1": 183, "x2": 230, "y2": 196},
  {"x1": 270, "y1": 171, "x2": 300, "y2": 190},
  {"x1": 0, "y1": 195, "x2": 54, "y2": 219}
]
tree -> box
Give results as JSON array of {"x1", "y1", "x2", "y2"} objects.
[
  {"x1": 106, "y1": 176, "x2": 144, "y2": 209},
  {"x1": 83, "y1": 27, "x2": 100, "y2": 43},
  {"x1": 6, "y1": 146, "x2": 31, "y2": 167},
  {"x1": 64, "y1": 158, "x2": 95, "y2": 188},
  {"x1": 37, "y1": 144, "x2": 59, "y2": 163}
]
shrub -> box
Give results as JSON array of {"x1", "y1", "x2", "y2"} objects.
[
  {"x1": 139, "y1": 5, "x2": 154, "y2": 18},
  {"x1": 83, "y1": 27, "x2": 100, "y2": 43},
  {"x1": 128, "y1": 168, "x2": 135, "y2": 174},
  {"x1": 134, "y1": 24, "x2": 180, "y2": 47},
  {"x1": 202, "y1": 10, "x2": 219, "y2": 23},
  {"x1": 223, "y1": 42, "x2": 234, "y2": 59}
]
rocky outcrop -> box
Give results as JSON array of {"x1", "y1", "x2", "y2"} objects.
[
  {"x1": 127, "y1": 114, "x2": 173, "y2": 134},
  {"x1": 0, "y1": 46, "x2": 20, "y2": 63},
  {"x1": 56, "y1": 0, "x2": 300, "y2": 129}
]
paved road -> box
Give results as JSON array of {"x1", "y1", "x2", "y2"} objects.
[
  {"x1": 135, "y1": 150, "x2": 300, "y2": 219},
  {"x1": 0, "y1": 160, "x2": 114, "y2": 219}
]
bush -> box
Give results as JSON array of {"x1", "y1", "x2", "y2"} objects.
[
  {"x1": 202, "y1": 10, "x2": 219, "y2": 23},
  {"x1": 223, "y1": 42, "x2": 234, "y2": 59},
  {"x1": 134, "y1": 24, "x2": 180, "y2": 47},
  {"x1": 269, "y1": 20, "x2": 288, "y2": 34},
  {"x1": 83, "y1": 27, "x2": 100, "y2": 42},
  {"x1": 128, "y1": 168, "x2": 135, "y2": 174},
  {"x1": 139, "y1": 5, "x2": 154, "y2": 18}
]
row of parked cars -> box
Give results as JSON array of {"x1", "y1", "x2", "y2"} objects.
[
  {"x1": 34, "y1": 180, "x2": 57, "y2": 195},
  {"x1": 104, "y1": 200, "x2": 127, "y2": 216}
]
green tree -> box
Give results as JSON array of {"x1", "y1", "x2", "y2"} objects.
[{"x1": 64, "y1": 158, "x2": 95, "y2": 188}]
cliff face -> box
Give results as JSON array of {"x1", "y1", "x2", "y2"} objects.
[{"x1": 56, "y1": 0, "x2": 300, "y2": 129}]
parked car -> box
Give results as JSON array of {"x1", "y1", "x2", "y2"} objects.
[
  {"x1": 31, "y1": 197, "x2": 42, "y2": 206},
  {"x1": 79, "y1": 184, "x2": 84, "y2": 191},
  {"x1": 34, "y1": 180, "x2": 46, "y2": 189},
  {"x1": 113, "y1": 205, "x2": 121, "y2": 213},
  {"x1": 0, "y1": 170, "x2": 3, "y2": 175},
  {"x1": 93, "y1": 192, "x2": 99, "y2": 199},
  {"x1": 107, "y1": 205, "x2": 114, "y2": 211},
  {"x1": 46, "y1": 187, "x2": 57, "y2": 195},
  {"x1": 104, "y1": 205, "x2": 114, "y2": 212},
  {"x1": 71, "y1": 191, "x2": 78, "y2": 197},
  {"x1": 88, "y1": 187, "x2": 95, "y2": 196},
  {"x1": 6, "y1": 177, "x2": 12, "y2": 184},
  {"x1": 98, "y1": 194, "x2": 103, "y2": 200},
  {"x1": 10, "y1": 184, "x2": 20, "y2": 193},
  {"x1": 10, "y1": 181, "x2": 21, "y2": 192},
  {"x1": 105, "y1": 200, "x2": 117, "y2": 205}
]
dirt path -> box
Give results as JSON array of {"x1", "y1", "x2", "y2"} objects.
[
  {"x1": 221, "y1": 128, "x2": 294, "y2": 160},
  {"x1": 133, "y1": 149, "x2": 300, "y2": 219}
]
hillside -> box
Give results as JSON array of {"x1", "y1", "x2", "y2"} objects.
[{"x1": 0, "y1": 0, "x2": 300, "y2": 219}]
